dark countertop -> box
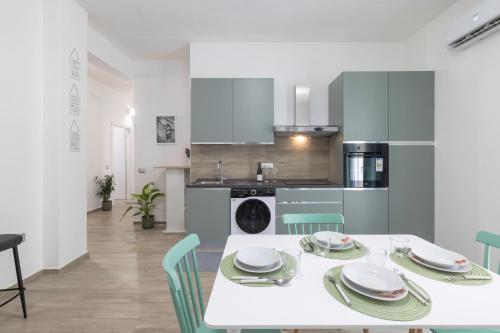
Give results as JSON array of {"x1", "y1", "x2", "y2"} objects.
[{"x1": 186, "y1": 178, "x2": 343, "y2": 189}]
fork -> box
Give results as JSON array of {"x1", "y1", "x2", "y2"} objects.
[{"x1": 326, "y1": 272, "x2": 352, "y2": 306}]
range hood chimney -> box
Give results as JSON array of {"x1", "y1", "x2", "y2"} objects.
[{"x1": 274, "y1": 85, "x2": 339, "y2": 137}]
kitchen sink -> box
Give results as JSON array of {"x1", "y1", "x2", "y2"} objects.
[{"x1": 197, "y1": 180, "x2": 223, "y2": 185}]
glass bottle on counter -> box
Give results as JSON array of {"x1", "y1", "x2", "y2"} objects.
[{"x1": 256, "y1": 162, "x2": 263, "y2": 182}]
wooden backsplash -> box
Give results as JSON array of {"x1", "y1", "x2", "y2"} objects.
[{"x1": 190, "y1": 137, "x2": 330, "y2": 181}]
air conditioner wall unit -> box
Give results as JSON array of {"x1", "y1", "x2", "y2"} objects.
[{"x1": 445, "y1": 0, "x2": 500, "y2": 50}]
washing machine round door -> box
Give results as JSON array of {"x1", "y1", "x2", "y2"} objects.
[{"x1": 235, "y1": 199, "x2": 271, "y2": 234}]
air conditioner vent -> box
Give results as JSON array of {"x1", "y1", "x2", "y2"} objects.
[{"x1": 449, "y1": 14, "x2": 500, "y2": 49}]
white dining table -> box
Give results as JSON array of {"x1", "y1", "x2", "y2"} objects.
[{"x1": 204, "y1": 234, "x2": 500, "y2": 330}]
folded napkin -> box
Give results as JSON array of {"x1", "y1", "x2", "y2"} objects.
[{"x1": 375, "y1": 288, "x2": 406, "y2": 298}]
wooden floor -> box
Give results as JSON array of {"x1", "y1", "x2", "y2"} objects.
[
  {"x1": 0, "y1": 202, "x2": 215, "y2": 332},
  {"x1": 0, "y1": 202, "x2": 413, "y2": 333}
]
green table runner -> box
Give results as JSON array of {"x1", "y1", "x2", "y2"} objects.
[
  {"x1": 220, "y1": 252, "x2": 296, "y2": 287},
  {"x1": 390, "y1": 253, "x2": 492, "y2": 286},
  {"x1": 324, "y1": 265, "x2": 431, "y2": 321},
  {"x1": 300, "y1": 237, "x2": 367, "y2": 260}
]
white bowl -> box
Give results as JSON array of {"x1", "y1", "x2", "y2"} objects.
[
  {"x1": 342, "y1": 262, "x2": 405, "y2": 293},
  {"x1": 409, "y1": 251, "x2": 472, "y2": 273},
  {"x1": 233, "y1": 257, "x2": 283, "y2": 274},
  {"x1": 340, "y1": 272, "x2": 408, "y2": 302},
  {"x1": 235, "y1": 247, "x2": 281, "y2": 269},
  {"x1": 411, "y1": 245, "x2": 469, "y2": 268},
  {"x1": 313, "y1": 231, "x2": 353, "y2": 247}
]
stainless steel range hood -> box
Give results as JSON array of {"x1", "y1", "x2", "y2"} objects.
[{"x1": 274, "y1": 86, "x2": 339, "y2": 137}]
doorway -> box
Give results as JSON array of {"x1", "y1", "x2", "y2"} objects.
[{"x1": 112, "y1": 125, "x2": 128, "y2": 200}]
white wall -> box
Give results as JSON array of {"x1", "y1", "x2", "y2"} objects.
[
  {"x1": 406, "y1": 0, "x2": 500, "y2": 268},
  {"x1": 87, "y1": 74, "x2": 134, "y2": 211},
  {"x1": 190, "y1": 42, "x2": 408, "y2": 125},
  {"x1": 0, "y1": 0, "x2": 88, "y2": 288},
  {"x1": 43, "y1": 0, "x2": 88, "y2": 268},
  {"x1": 88, "y1": 27, "x2": 135, "y2": 78},
  {"x1": 0, "y1": 0, "x2": 43, "y2": 288},
  {"x1": 133, "y1": 60, "x2": 190, "y2": 221}
]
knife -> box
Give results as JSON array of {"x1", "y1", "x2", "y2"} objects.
[
  {"x1": 394, "y1": 269, "x2": 431, "y2": 304},
  {"x1": 460, "y1": 275, "x2": 492, "y2": 280}
]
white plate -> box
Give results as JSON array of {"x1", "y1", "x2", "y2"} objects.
[
  {"x1": 312, "y1": 237, "x2": 354, "y2": 251},
  {"x1": 235, "y1": 247, "x2": 281, "y2": 269},
  {"x1": 233, "y1": 257, "x2": 283, "y2": 274},
  {"x1": 409, "y1": 251, "x2": 472, "y2": 273},
  {"x1": 342, "y1": 262, "x2": 405, "y2": 293},
  {"x1": 313, "y1": 231, "x2": 353, "y2": 247},
  {"x1": 411, "y1": 245, "x2": 469, "y2": 268},
  {"x1": 340, "y1": 273, "x2": 408, "y2": 302}
]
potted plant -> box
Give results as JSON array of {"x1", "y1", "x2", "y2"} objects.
[
  {"x1": 96, "y1": 175, "x2": 116, "y2": 211},
  {"x1": 121, "y1": 183, "x2": 165, "y2": 229}
]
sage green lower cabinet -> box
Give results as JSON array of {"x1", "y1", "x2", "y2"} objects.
[
  {"x1": 389, "y1": 145, "x2": 434, "y2": 242},
  {"x1": 343, "y1": 189, "x2": 389, "y2": 234},
  {"x1": 186, "y1": 188, "x2": 230, "y2": 244},
  {"x1": 276, "y1": 188, "x2": 344, "y2": 234}
]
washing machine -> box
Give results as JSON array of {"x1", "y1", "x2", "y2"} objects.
[{"x1": 230, "y1": 188, "x2": 276, "y2": 235}]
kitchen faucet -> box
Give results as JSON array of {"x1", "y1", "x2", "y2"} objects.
[{"x1": 217, "y1": 160, "x2": 228, "y2": 183}]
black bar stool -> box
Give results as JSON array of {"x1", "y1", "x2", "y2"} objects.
[{"x1": 0, "y1": 234, "x2": 27, "y2": 318}]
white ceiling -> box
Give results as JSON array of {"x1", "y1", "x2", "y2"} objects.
[{"x1": 77, "y1": 0, "x2": 456, "y2": 60}]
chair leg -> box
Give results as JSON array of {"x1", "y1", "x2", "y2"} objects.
[{"x1": 13, "y1": 246, "x2": 27, "y2": 318}]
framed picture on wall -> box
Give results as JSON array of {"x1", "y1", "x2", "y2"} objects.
[{"x1": 156, "y1": 116, "x2": 175, "y2": 144}]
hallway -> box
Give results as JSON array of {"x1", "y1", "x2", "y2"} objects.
[{"x1": 0, "y1": 203, "x2": 215, "y2": 332}]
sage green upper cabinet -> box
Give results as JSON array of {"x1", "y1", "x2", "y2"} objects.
[
  {"x1": 233, "y1": 78, "x2": 274, "y2": 144},
  {"x1": 389, "y1": 72, "x2": 434, "y2": 141},
  {"x1": 342, "y1": 72, "x2": 389, "y2": 142},
  {"x1": 191, "y1": 78, "x2": 274, "y2": 144},
  {"x1": 191, "y1": 78, "x2": 233, "y2": 143}
]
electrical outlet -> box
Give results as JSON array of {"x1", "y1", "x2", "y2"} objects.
[
  {"x1": 138, "y1": 168, "x2": 146, "y2": 174},
  {"x1": 261, "y1": 162, "x2": 274, "y2": 169}
]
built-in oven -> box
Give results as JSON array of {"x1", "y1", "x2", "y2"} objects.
[{"x1": 343, "y1": 143, "x2": 389, "y2": 188}]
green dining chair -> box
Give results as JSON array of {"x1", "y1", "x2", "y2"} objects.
[
  {"x1": 162, "y1": 234, "x2": 281, "y2": 333},
  {"x1": 282, "y1": 213, "x2": 344, "y2": 235},
  {"x1": 431, "y1": 230, "x2": 500, "y2": 333}
]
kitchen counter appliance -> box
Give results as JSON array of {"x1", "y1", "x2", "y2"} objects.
[
  {"x1": 344, "y1": 143, "x2": 389, "y2": 188},
  {"x1": 231, "y1": 188, "x2": 276, "y2": 235}
]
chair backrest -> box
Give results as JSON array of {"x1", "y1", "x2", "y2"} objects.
[
  {"x1": 282, "y1": 213, "x2": 344, "y2": 235},
  {"x1": 162, "y1": 234, "x2": 205, "y2": 333},
  {"x1": 475, "y1": 230, "x2": 500, "y2": 274}
]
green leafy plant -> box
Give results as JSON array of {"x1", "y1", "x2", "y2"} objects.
[
  {"x1": 96, "y1": 175, "x2": 116, "y2": 201},
  {"x1": 121, "y1": 183, "x2": 165, "y2": 220}
]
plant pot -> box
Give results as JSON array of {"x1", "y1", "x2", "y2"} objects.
[
  {"x1": 142, "y1": 215, "x2": 155, "y2": 229},
  {"x1": 102, "y1": 200, "x2": 112, "y2": 211}
]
